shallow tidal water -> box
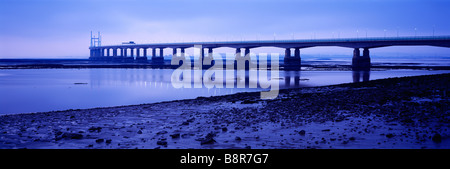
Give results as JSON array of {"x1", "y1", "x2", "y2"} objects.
[{"x1": 0, "y1": 68, "x2": 448, "y2": 114}]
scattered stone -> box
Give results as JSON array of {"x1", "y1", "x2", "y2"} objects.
[
  {"x1": 181, "y1": 121, "x2": 189, "y2": 125},
  {"x1": 432, "y1": 133, "x2": 442, "y2": 143},
  {"x1": 137, "y1": 130, "x2": 143, "y2": 134},
  {"x1": 201, "y1": 138, "x2": 216, "y2": 145},
  {"x1": 55, "y1": 132, "x2": 83, "y2": 140},
  {"x1": 105, "y1": 139, "x2": 112, "y2": 144},
  {"x1": 241, "y1": 100, "x2": 257, "y2": 104},
  {"x1": 88, "y1": 127, "x2": 102, "y2": 133},
  {"x1": 95, "y1": 139, "x2": 104, "y2": 143},
  {"x1": 198, "y1": 132, "x2": 216, "y2": 145},
  {"x1": 245, "y1": 146, "x2": 251, "y2": 149},
  {"x1": 170, "y1": 133, "x2": 180, "y2": 139},
  {"x1": 335, "y1": 116, "x2": 345, "y2": 122},
  {"x1": 349, "y1": 137, "x2": 356, "y2": 141},
  {"x1": 235, "y1": 136, "x2": 242, "y2": 141},
  {"x1": 322, "y1": 129, "x2": 331, "y2": 132},
  {"x1": 386, "y1": 134, "x2": 395, "y2": 138},
  {"x1": 186, "y1": 118, "x2": 195, "y2": 123},
  {"x1": 222, "y1": 127, "x2": 228, "y2": 132},
  {"x1": 157, "y1": 140, "x2": 168, "y2": 146},
  {"x1": 156, "y1": 131, "x2": 168, "y2": 135},
  {"x1": 299, "y1": 130, "x2": 306, "y2": 136}
]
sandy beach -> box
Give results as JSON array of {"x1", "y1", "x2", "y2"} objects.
[{"x1": 0, "y1": 73, "x2": 448, "y2": 149}]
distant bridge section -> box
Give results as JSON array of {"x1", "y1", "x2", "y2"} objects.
[{"x1": 89, "y1": 36, "x2": 450, "y2": 70}]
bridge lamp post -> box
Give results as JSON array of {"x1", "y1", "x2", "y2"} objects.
[
  {"x1": 433, "y1": 25, "x2": 435, "y2": 37},
  {"x1": 396, "y1": 27, "x2": 399, "y2": 37},
  {"x1": 414, "y1": 27, "x2": 417, "y2": 37}
]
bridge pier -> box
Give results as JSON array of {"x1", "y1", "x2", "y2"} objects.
[
  {"x1": 89, "y1": 48, "x2": 103, "y2": 60},
  {"x1": 171, "y1": 48, "x2": 187, "y2": 67},
  {"x1": 136, "y1": 48, "x2": 148, "y2": 62},
  {"x1": 112, "y1": 48, "x2": 122, "y2": 61},
  {"x1": 123, "y1": 48, "x2": 134, "y2": 62},
  {"x1": 352, "y1": 48, "x2": 371, "y2": 70},
  {"x1": 284, "y1": 48, "x2": 301, "y2": 70},
  {"x1": 151, "y1": 48, "x2": 164, "y2": 64},
  {"x1": 234, "y1": 48, "x2": 251, "y2": 70},
  {"x1": 202, "y1": 48, "x2": 215, "y2": 68}
]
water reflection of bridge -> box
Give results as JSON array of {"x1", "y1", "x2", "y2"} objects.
[{"x1": 88, "y1": 69, "x2": 370, "y2": 89}]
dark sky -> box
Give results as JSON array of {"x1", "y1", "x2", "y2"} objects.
[{"x1": 1, "y1": 0, "x2": 450, "y2": 58}]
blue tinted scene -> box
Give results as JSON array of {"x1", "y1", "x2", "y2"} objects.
[{"x1": 0, "y1": 0, "x2": 449, "y2": 151}]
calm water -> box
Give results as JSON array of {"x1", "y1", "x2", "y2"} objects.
[{"x1": 0, "y1": 68, "x2": 448, "y2": 114}]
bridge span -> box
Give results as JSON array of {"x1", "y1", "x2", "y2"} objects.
[{"x1": 89, "y1": 36, "x2": 450, "y2": 70}]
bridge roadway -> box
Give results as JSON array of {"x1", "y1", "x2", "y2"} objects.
[{"x1": 89, "y1": 36, "x2": 450, "y2": 69}]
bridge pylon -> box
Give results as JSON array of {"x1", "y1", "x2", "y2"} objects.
[{"x1": 352, "y1": 48, "x2": 371, "y2": 70}]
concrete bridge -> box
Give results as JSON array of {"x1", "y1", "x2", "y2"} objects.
[{"x1": 89, "y1": 36, "x2": 450, "y2": 70}]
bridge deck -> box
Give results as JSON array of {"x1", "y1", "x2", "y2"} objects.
[{"x1": 91, "y1": 36, "x2": 450, "y2": 49}]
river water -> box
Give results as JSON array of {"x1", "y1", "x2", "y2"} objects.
[{"x1": 0, "y1": 68, "x2": 448, "y2": 114}]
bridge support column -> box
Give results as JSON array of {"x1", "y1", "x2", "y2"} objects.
[
  {"x1": 136, "y1": 48, "x2": 148, "y2": 62},
  {"x1": 152, "y1": 48, "x2": 164, "y2": 64},
  {"x1": 234, "y1": 48, "x2": 251, "y2": 70},
  {"x1": 180, "y1": 48, "x2": 185, "y2": 57},
  {"x1": 123, "y1": 48, "x2": 134, "y2": 62},
  {"x1": 284, "y1": 48, "x2": 291, "y2": 58},
  {"x1": 202, "y1": 48, "x2": 214, "y2": 68},
  {"x1": 89, "y1": 48, "x2": 104, "y2": 60},
  {"x1": 113, "y1": 48, "x2": 117, "y2": 57},
  {"x1": 89, "y1": 49, "x2": 95, "y2": 60},
  {"x1": 352, "y1": 48, "x2": 371, "y2": 70},
  {"x1": 284, "y1": 48, "x2": 301, "y2": 70},
  {"x1": 171, "y1": 48, "x2": 187, "y2": 67}
]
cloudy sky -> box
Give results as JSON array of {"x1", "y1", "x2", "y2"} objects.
[{"x1": 1, "y1": 0, "x2": 450, "y2": 58}]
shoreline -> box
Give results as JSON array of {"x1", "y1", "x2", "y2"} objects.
[{"x1": 0, "y1": 73, "x2": 448, "y2": 149}]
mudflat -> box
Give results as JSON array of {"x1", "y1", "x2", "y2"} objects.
[{"x1": 0, "y1": 73, "x2": 448, "y2": 149}]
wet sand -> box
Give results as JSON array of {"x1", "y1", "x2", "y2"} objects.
[{"x1": 0, "y1": 73, "x2": 448, "y2": 149}]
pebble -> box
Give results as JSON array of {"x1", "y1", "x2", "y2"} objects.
[
  {"x1": 298, "y1": 130, "x2": 306, "y2": 136},
  {"x1": 170, "y1": 133, "x2": 180, "y2": 139},
  {"x1": 432, "y1": 133, "x2": 442, "y2": 143},
  {"x1": 157, "y1": 140, "x2": 168, "y2": 146}
]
